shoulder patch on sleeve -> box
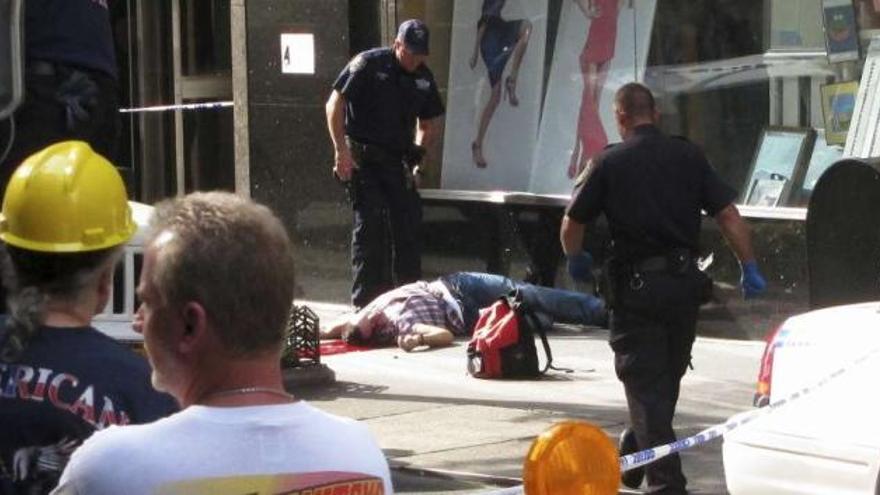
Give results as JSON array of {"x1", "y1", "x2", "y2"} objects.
[
  {"x1": 348, "y1": 54, "x2": 366, "y2": 73},
  {"x1": 574, "y1": 158, "x2": 597, "y2": 187}
]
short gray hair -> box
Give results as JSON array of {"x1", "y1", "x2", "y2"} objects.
[{"x1": 147, "y1": 192, "x2": 295, "y2": 356}]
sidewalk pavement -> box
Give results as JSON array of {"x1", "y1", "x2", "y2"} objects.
[{"x1": 288, "y1": 300, "x2": 765, "y2": 494}]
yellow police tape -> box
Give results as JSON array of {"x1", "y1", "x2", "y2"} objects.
[{"x1": 523, "y1": 421, "x2": 619, "y2": 495}]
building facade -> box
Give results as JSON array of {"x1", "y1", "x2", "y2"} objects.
[{"x1": 38, "y1": 0, "x2": 880, "y2": 338}]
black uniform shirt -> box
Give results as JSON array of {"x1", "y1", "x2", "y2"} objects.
[
  {"x1": 25, "y1": 0, "x2": 117, "y2": 79},
  {"x1": 333, "y1": 47, "x2": 444, "y2": 153},
  {"x1": 566, "y1": 124, "x2": 737, "y2": 261}
]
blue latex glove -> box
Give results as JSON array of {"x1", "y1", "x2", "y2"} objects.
[
  {"x1": 567, "y1": 251, "x2": 594, "y2": 283},
  {"x1": 741, "y1": 260, "x2": 767, "y2": 299}
]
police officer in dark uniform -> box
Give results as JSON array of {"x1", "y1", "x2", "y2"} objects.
[
  {"x1": 560, "y1": 83, "x2": 766, "y2": 494},
  {"x1": 325, "y1": 19, "x2": 445, "y2": 309},
  {"x1": 1, "y1": 0, "x2": 119, "y2": 190}
]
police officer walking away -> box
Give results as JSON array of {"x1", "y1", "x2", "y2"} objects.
[
  {"x1": 560, "y1": 83, "x2": 766, "y2": 494},
  {"x1": 0, "y1": 0, "x2": 120, "y2": 191},
  {"x1": 325, "y1": 19, "x2": 445, "y2": 309}
]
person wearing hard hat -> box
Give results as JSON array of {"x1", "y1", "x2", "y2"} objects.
[
  {"x1": 0, "y1": 141, "x2": 176, "y2": 495},
  {"x1": 53, "y1": 192, "x2": 392, "y2": 495},
  {"x1": 1, "y1": 0, "x2": 120, "y2": 192}
]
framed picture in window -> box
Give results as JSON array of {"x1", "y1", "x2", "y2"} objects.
[
  {"x1": 821, "y1": 80, "x2": 859, "y2": 145},
  {"x1": 741, "y1": 127, "x2": 816, "y2": 207},
  {"x1": 791, "y1": 129, "x2": 844, "y2": 205},
  {"x1": 822, "y1": 0, "x2": 861, "y2": 63},
  {"x1": 746, "y1": 176, "x2": 788, "y2": 206}
]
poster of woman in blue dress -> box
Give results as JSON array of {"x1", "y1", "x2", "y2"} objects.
[
  {"x1": 442, "y1": 0, "x2": 547, "y2": 192},
  {"x1": 469, "y1": 0, "x2": 533, "y2": 169},
  {"x1": 441, "y1": 0, "x2": 656, "y2": 194}
]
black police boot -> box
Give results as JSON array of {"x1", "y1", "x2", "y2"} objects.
[{"x1": 619, "y1": 427, "x2": 645, "y2": 489}]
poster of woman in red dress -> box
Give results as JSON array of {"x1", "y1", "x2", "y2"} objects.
[
  {"x1": 529, "y1": 0, "x2": 656, "y2": 195},
  {"x1": 568, "y1": 0, "x2": 624, "y2": 178}
]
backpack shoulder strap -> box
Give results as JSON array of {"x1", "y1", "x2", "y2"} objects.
[
  {"x1": 510, "y1": 290, "x2": 552, "y2": 374},
  {"x1": 513, "y1": 290, "x2": 573, "y2": 375}
]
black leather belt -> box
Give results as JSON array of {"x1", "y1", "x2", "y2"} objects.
[
  {"x1": 633, "y1": 256, "x2": 669, "y2": 272},
  {"x1": 347, "y1": 138, "x2": 404, "y2": 165},
  {"x1": 25, "y1": 60, "x2": 109, "y2": 80},
  {"x1": 630, "y1": 251, "x2": 694, "y2": 273},
  {"x1": 348, "y1": 138, "x2": 402, "y2": 156}
]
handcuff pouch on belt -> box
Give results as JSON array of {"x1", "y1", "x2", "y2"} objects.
[{"x1": 599, "y1": 249, "x2": 712, "y2": 315}]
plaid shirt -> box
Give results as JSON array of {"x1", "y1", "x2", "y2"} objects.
[{"x1": 363, "y1": 281, "x2": 464, "y2": 345}]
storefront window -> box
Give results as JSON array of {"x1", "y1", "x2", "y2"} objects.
[
  {"x1": 769, "y1": 0, "x2": 824, "y2": 51},
  {"x1": 389, "y1": 0, "x2": 870, "y2": 215},
  {"x1": 180, "y1": 0, "x2": 231, "y2": 76},
  {"x1": 111, "y1": 0, "x2": 233, "y2": 201}
]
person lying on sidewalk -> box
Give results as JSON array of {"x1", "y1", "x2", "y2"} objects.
[{"x1": 321, "y1": 272, "x2": 607, "y2": 351}]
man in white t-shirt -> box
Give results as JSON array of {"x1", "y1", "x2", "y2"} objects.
[{"x1": 53, "y1": 192, "x2": 393, "y2": 495}]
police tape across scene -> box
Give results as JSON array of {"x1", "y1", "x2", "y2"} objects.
[
  {"x1": 119, "y1": 101, "x2": 234, "y2": 113},
  {"x1": 482, "y1": 344, "x2": 879, "y2": 495}
]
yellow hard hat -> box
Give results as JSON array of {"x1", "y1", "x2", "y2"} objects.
[{"x1": 0, "y1": 141, "x2": 135, "y2": 252}]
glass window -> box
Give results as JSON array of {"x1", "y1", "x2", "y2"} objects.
[
  {"x1": 180, "y1": 0, "x2": 231, "y2": 76},
  {"x1": 769, "y1": 0, "x2": 824, "y2": 51},
  {"x1": 390, "y1": 0, "x2": 863, "y2": 213}
]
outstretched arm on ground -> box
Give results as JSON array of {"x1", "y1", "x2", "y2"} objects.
[{"x1": 398, "y1": 324, "x2": 455, "y2": 352}]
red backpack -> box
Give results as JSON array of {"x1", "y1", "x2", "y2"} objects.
[{"x1": 466, "y1": 291, "x2": 554, "y2": 379}]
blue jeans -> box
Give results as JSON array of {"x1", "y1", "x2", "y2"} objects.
[{"x1": 440, "y1": 272, "x2": 606, "y2": 333}]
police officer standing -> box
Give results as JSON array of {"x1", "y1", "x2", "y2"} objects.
[
  {"x1": 325, "y1": 19, "x2": 445, "y2": 309},
  {"x1": 560, "y1": 83, "x2": 766, "y2": 494}
]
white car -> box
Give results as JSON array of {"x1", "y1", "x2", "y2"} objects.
[{"x1": 723, "y1": 302, "x2": 880, "y2": 494}]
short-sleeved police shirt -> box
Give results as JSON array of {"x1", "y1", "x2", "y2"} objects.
[
  {"x1": 332, "y1": 47, "x2": 444, "y2": 153},
  {"x1": 25, "y1": 0, "x2": 117, "y2": 79},
  {"x1": 566, "y1": 124, "x2": 737, "y2": 260}
]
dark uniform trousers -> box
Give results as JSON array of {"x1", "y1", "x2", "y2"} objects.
[
  {"x1": 348, "y1": 142, "x2": 422, "y2": 308},
  {"x1": 1, "y1": 62, "x2": 120, "y2": 189},
  {"x1": 608, "y1": 262, "x2": 703, "y2": 494},
  {"x1": 0, "y1": 62, "x2": 119, "y2": 313}
]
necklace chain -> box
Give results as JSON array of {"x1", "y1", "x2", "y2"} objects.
[{"x1": 200, "y1": 386, "x2": 295, "y2": 403}]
